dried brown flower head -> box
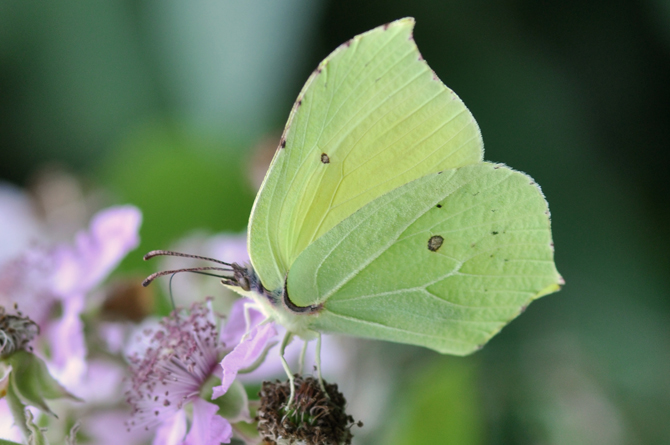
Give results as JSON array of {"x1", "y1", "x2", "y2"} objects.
[
  {"x1": 0, "y1": 305, "x2": 39, "y2": 358},
  {"x1": 257, "y1": 375, "x2": 362, "y2": 445}
]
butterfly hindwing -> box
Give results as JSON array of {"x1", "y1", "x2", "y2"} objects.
[
  {"x1": 286, "y1": 163, "x2": 562, "y2": 355},
  {"x1": 248, "y1": 18, "x2": 484, "y2": 292}
]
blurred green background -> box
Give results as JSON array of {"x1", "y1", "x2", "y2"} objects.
[{"x1": 1, "y1": 1, "x2": 669, "y2": 443}]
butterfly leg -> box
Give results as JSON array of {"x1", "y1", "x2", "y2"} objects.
[
  {"x1": 298, "y1": 339, "x2": 308, "y2": 375},
  {"x1": 279, "y1": 330, "x2": 296, "y2": 407},
  {"x1": 316, "y1": 332, "x2": 329, "y2": 398}
]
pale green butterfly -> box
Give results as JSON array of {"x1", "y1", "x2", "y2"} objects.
[{"x1": 147, "y1": 17, "x2": 562, "y2": 392}]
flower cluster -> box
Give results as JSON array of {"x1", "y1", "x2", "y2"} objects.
[{"x1": 0, "y1": 187, "x2": 357, "y2": 445}]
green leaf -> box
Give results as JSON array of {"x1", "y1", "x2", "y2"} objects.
[
  {"x1": 8, "y1": 351, "x2": 80, "y2": 417},
  {"x1": 0, "y1": 439, "x2": 25, "y2": 445},
  {"x1": 5, "y1": 377, "x2": 29, "y2": 439}
]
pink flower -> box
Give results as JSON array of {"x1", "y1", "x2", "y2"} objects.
[
  {"x1": 0, "y1": 205, "x2": 142, "y2": 388},
  {"x1": 125, "y1": 301, "x2": 232, "y2": 445}
]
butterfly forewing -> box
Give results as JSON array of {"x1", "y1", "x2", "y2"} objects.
[{"x1": 248, "y1": 18, "x2": 483, "y2": 292}]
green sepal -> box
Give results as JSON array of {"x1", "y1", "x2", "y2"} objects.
[
  {"x1": 0, "y1": 440, "x2": 25, "y2": 445},
  {"x1": 5, "y1": 377, "x2": 29, "y2": 439},
  {"x1": 7, "y1": 351, "x2": 81, "y2": 417},
  {"x1": 25, "y1": 409, "x2": 49, "y2": 445},
  {"x1": 202, "y1": 376, "x2": 250, "y2": 423},
  {"x1": 65, "y1": 422, "x2": 80, "y2": 445}
]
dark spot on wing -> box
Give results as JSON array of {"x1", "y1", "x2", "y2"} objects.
[
  {"x1": 428, "y1": 235, "x2": 444, "y2": 252},
  {"x1": 492, "y1": 231, "x2": 499, "y2": 235},
  {"x1": 321, "y1": 153, "x2": 330, "y2": 164},
  {"x1": 297, "y1": 99, "x2": 302, "y2": 107},
  {"x1": 436, "y1": 204, "x2": 442, "y2": 208},
  {"x1": 494, "y1": 165, "x2": 500, "y2": 169},
  {"x1": 520, "y1": 305, "x2": 528, "y2": 313},
  {"x1": 280, "y1": 139, "x2": 286, "y2": 149},
  {"x1": 345, "y1": 39, "x2": 352, "y2": 47},
  {"x1": 383, "y1": 22, "x2": 391, "y2": 30}
]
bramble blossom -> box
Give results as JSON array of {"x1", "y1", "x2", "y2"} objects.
[
  {"x1": 0, "y1": 205, "x2": 142, "y2": 388},
  {"x1": 125, "y1": 300, "x2": 232, "y2": 445}
]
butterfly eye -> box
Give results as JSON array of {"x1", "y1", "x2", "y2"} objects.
[{"x1": 234, "y1": 270, "x2": 251, "y2": 292}]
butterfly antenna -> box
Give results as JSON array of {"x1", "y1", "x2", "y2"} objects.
[
  {"x1": 142, "y1": 266, "x2": 234, "y2": 287},
  {"x1": 144, "y1": 250, "x2": 235, "y2": 267}
]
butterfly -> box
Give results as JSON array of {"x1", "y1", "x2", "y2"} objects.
[{"x1": 147, "y1": 17, "x2": 562, "y2": 367}]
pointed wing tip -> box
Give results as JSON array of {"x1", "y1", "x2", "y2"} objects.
[{"x1": 370, "y1": 17, "x2": 416, "y2": 36}]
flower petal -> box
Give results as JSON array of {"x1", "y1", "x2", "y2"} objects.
[
  {"x1": 46, "y1": 293, "x2": 86, "y2": 390},
  {"x1": 213, "y1": 321, "x2": 277, "y2": 399},
  {"x1": 183, "y1": 398, "x2": 232, "y2": 445},
  {"x1": 219, "y1": 299, "x2": 264, "y2": 348},
  {"x1": 153, "y1": 409, "x2": 187, "y2": 445},
  {"x1": 82, "y1": 410, "x2": 155, "y2": 445},
  {"x1": 52, "y1": 205, "x2": 142, "y2": 296}
]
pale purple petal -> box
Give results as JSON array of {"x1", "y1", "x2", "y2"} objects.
[
  {"x1": 46, "y1": 292, "x2": 86, "y2": 390},
  {"x1": 52, "y1": 205, "x2": 142, "y2": 296},
  {"x1": 83, "y1": 410, "x2": 154, "y2": 445},
  {"x1": 71, "y1": 359, "x2": 126, "y2": 404},
  {"x1": 183, "y1": 398, "x2": 232, "y2": 445},
  {"x1": 98, "y1": 321, "x2": 127, "y2": 354},
  {"x1": 0, "y1": 247, "x2": 58, "y2": 325},
  {"x1": 209, "y1": 233, "x2": 249, "y2": 265},
  {"x1": 153, "y1": 409, "x2": 187, "y2": 445},
  {"x1": 219, "y1": 298, "x2": 265, "y2": 348},
  {"x1": 0, "y1": 399, "x2": 23, "y2": 442},
  {"x1": 213, "y1": 321, "x2": 278, "y2": 399}
]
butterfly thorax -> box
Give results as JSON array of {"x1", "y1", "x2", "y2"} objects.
[{"x1": 223, "y1": 264, "x2": 321, "y2": 340}]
